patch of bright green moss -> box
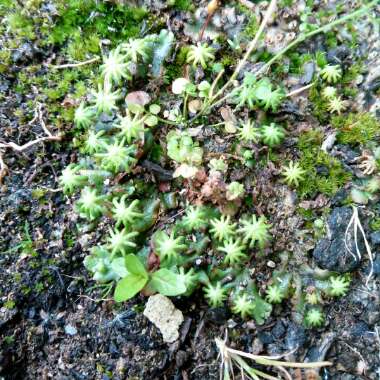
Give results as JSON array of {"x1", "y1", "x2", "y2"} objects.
[
  {"x1": 297, "y1": 130, "x2": 351, "y2": 198},
  {"x1": 332, "y1": 112, "x2": 380, "y2": 145}
]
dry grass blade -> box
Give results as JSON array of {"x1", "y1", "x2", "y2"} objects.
[{"x1": 215, "y1": 337, "x2": 332, "y2": 380}]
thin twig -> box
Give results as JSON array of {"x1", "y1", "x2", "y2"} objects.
[
  {"x1": 286, "y1": 83, "x2": 314, "y2": 98},
  {"x1": 195, "y1": 0, "x2": 377, "y2": 117},
  {"x1": 51, "y1": 56, "x2": 100, "y2": 69},
  {"x1": 212, "y1": 0, "x2": 277, "y2": 101},
  {"x1": 0, "y1": 135, "x2": 61, "y2": 152},
  {"x1": 0, "y1": 105, "x2": 62, "y2": 182}
]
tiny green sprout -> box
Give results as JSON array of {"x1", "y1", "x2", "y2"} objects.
[
  {"x1": 327, "y1": 96, "x2": 348, "y2": 114},
  {"x1": 186, "y1": 43, "x2": 215, "y2": 68},
  {"x1": 254, "y1": 78, "x2": 284, "y2": 111},
  {"x1": 115, "y1": 111, "x2": 146, "y2": 143},
  {"x1": 100, "y1": 47, "x2": 130, "y2": 84},
  {"x1": 209, "y1": 158, "x2": 228, "y2": 173},
  {"x1": 366, "y1": 177, "x2": 380, "y2": 193},
  {"x1": 179, "y1": 267, "x2": 198, "y2": 294},
  {"x1": 226, "y1": 181, "x2": 245, "y2": 201},
  {"x1": 76, "y1": 187, "x2": 106, "y2": 220},
  {"x1": 112, "y1": 197, "x2": 143, "y2": 227},
  {"x1": 198, "y1": 80, "x2": 211, "y2": 98},
  {"x1": 238, "y1": 215, "x2": 271, "y2": 248},
  {"x1": 237, "y1": 119, "x2": 261, "y2": 143},
  {"x1": 320, "y1": 64, "x2": 342, "y2": 83},
  {"x1": 281, "y1": 161, "x2": 306, "y2": 187},
  {"x1": 153, "y1": 230, "x2": 187, "y2": 262},
  {"x1": 305, "y1": 308, "x2": 324, "y2": 327},
  {"x1": 261, "y1": 123, "x2": 285, "y2": 147},
  {"x1": 96, "y1": 140, "x2": 136, "y2": 173},
  {"x1": 328, "y1": 276, "x2": 350, "y2": 297},
  {"x1": 321, "y1": 86, "x2": 337, "y2": 99},
  {"x1": 266, "y1": 284, "x2": 284, "y2": 304},
  {"x1": 210, "y1": 215, "x2": 237, "y2": 241},
  {"x1": 218, "y1": 238, "x2": 247, "y2": 265},
  {"x1": 91, "y1": 85, "x2": 120, "y2": 114},
  {"x1": 74, "y1": 102, "x2": 95, "y2": 128},
  {"x1": 59, "y1": 164, "x2": 86, "y2": 194},
  {"x1": 305, "y1": 291, "x2": 320, "y2": 305},
  {"x1": 84, "y1": 130, "x2": 106, "y2": 154},
  {"x1": 107, "y1": 228, "x2": 138, "y2": 255},
  {"x1": 182, "y1": 205, "x2": 208, "y2": 231},
  {"x1": 231, "y1": 293, "x2": 255, "y2": 318},
  {"x1": 204, "y1": 282, "x2": 227, "y2": 307},
  {"x1": 122, "y1": 38, "x2": 149, "y2": 63},
  {"x1": 84, "y1": 246, "x2": 120, "y2": 282}
]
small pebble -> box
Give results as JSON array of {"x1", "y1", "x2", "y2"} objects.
[
  {"x1": 64, "y1": 324, "x2": 77, "y2": 336},
  {"x1": 267, "y1": 260, "x2": 276, "y2": 268}
]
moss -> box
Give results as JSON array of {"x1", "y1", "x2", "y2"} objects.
[
  {"x1": 236, "y1": 4, "x2": 259, "y2": 39},
  {"x1": 370, "y1": 217, "x2": 380, "y2": 231},
  {"x1": 170, "y1": 0, "x2": 193, "y2": 11},
  {"x1": 309, "y1": 85, "x2": 330, "y2": 124},
  {"x1": 297, "y1": 130, "x2": 351, "y2": 198},
  {"x1": 332, "y1": 112, "x2": 380, "y2": 145}
]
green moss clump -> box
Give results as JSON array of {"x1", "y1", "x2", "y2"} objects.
[
  {"x1": 169, "y1": 0, "x2": 193, "y2": 11},
  {"x1": 309, "y1": 86, "x2": 330, "y2": 123},
  {"x1": 297, "y1": 130, "x2": 351, "y2": 198},
  {"x1": 332, "y1": 112, "x2": 380, "y2": 145}
]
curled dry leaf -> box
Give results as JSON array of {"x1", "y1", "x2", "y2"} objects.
[
  {"x1": 188, "y1": 99, "x2": 202, "y2": 114},
  {"x1": 220, "y1": 106, "x2": 237, "y2": 133},
  {"x1": 173, "y1": 163, "x2": 199, "y2": 178}
]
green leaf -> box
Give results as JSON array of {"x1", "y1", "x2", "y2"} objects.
[
  {"x1": 145, "y1": 115, "x2": 158, "y2": 127},
  {"x1": 125, "y1": 254, "x2": 148, "y2": 276},
  {"x1": 149, "y1": 268, "x2": 186, "y2": 296},
  {"x1": 149, "y1": 104, "x2": 161, "y2": 115},
  {"x1": 114, "y1": 273, "x2": 148, "y2": 302},
  {"x1": 111, "y1": 257, "x2": 129, "y2": 278}
]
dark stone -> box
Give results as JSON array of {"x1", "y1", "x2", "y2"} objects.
[
  {"x1": 271, "y1": 320, "x2": 286, "y2": 339},
  {"x1": 313, "y1": 207, "x2": 364, "y2": 273},
  {"x1": 331, "y1": 188, "x2": 349, "y2": 206},
  {"x1": 175, "y1": 350, "x2": 188, "y2": 368},
  {"x1": 11, "y1": 42, "x2": 35, "y2": 63},
  {"x1": 327, "y1": 46, "x2": 351, "y2": 65},
  {"x1": 257, "y1": 331, "x2": 274, "y2": 345},
  {"x1": 284, "y1": 322, "x2": 306, "y2": 351},
  {"x1": 370, "y1": 231, "x2": 380, "y2": 245},
  {"x1": 300, "y1": 61, "x2": 315, "y2": 84},
  {"x1": 204, "y1": 307, "x2": 229, "y2": 325}
]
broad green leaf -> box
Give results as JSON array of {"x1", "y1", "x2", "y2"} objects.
[
  {"x1": 111, "y1": 257, "x2": 129, "y2": 278},
  {"x1": 149, "y1": 104, "x2": 161, "y2": 115},
  {"x1": 114, "y1": 273, "x2": 148, "y2": 302},
  {"x1": 149, "y1": 268, "x2": 186, "y2": 296},
  {"x1": 145, "y1": 115, "x2": 158, "y2": 127},
  {"x1": 125, "y1": 254, "x2": 148, "y2": 277}
]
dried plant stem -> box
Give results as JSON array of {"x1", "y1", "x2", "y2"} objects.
[
  {"x1": 216, "y1": 337, "x2": 332, "y2": 380},
  {"x1": 211, "y1": 0, "x2": 277, "y2": 102},
  {"x1": 51, "y1": 56, "x2": 100, "y2": 69},
  {"x1": 0, "y1": 104, "x2": 62, "y2": 182},
  {"x1": 195, "y1": 0, "x2": 377, "y2": 119}
]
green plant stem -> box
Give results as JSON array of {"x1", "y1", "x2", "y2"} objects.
[
  {"x1": 156, "y1": 117, "x2": 179, "y2": 125},
  {"x1": 195, "y1": 0, "x2": 378, "y2": 118}
]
